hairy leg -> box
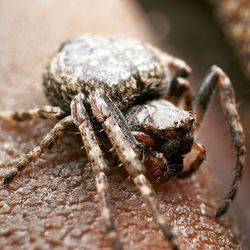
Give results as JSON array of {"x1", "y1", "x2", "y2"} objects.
[
  {"x1": 178, "y1": 143, "x2": 206, "y2": 179},
  {"x1": 71, "y1": 93, "x2": 121, "y2": 250},
  {"x1": 193, "y1": 65, "x2": 246, "y2": 217},
  {"x1": 0, "y1": 106, "x2": 65, "y2": 122},
  {"x1": 1, "y1": 116, "x2": 73, "y2": 184},
  {"x1": 91, "y1": 90, "x2": 179, "y2": 250}
]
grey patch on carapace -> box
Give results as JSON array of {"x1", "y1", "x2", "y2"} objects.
[{"x1": 43, "y1": 34, "x2": 170, "y2": 113}]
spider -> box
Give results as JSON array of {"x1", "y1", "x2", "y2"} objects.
[{"x1": 0, "y1": 34, "x2": 246, "y2": 250}]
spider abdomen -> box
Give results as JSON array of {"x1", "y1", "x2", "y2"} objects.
[{"x1": 43, "y1": 34, "x2": 170, "y2": 113}]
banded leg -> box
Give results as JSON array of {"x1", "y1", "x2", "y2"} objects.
[
  {"x1": 1, "y1": 116, "x2": 73, "y2": 184},
  {"x1": 71, "y1": 93, "x2": 121, "y2": 250},
  {"x1": 0, "y1": 106, "x2": 65, "y2": 122},
  {"x1": 91, "y1": 90, "x2": 179, "y2": 250},
  {"x1": 178, "y1": 143, "x2": 206, "y2": 179},
  {"x1": 193, "y1": 65, "x2": 246, "y2": 217}
]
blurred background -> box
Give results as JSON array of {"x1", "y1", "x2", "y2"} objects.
[{"x1": 0, "y1": 0, "x2": 249, "y2": 248}]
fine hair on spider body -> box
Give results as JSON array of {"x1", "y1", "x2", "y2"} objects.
[{"x1": 0, "y1": 34, "x2": 246, "y2": 250}]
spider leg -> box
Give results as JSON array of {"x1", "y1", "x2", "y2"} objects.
[
  {"x1": 165, "y1": 77, "x2": 193, "y2": 110},
  {"x1": 1, "y1": 116, "x2": 73, "y2": 184},
  {"x1": 70, "y1": 93, "x2": 121, "y2": 250},
  {"x1": 90, "y1": 90, "x2": 179, "y2": 250},
  {"x1": 178, "y1": 143, "x2": 206, "y2": 179},
  {"x1": 165, "y1": 54, "x2": 191, "y2": 80},
  {"x1": 0, "y1": 106, "x2": 65, "y2": 122},
  {"x1": 193, "y1": 65, "x2": 246, "y2": 217},
  {"x1": 162, "y1": 55, "x2": 193, "y2": 110}
]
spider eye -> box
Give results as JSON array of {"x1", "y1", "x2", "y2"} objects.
[{"x1": 174, "y1": 120, "x2": 178, "y2": 125}]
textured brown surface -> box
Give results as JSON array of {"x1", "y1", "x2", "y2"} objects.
[{"x1": 0, "y1": 1, "x2": 245, "y2": 249}]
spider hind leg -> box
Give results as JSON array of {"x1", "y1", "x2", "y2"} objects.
[
  {"x1": 0, "y1": 106, "x2": 65, "y2": 122},
  {"x1": 1, "y1": 116, "x2": 73, "y2": 184},
  {"x1": 193, "y1": 65, "x2": 246, "y2": 217}
]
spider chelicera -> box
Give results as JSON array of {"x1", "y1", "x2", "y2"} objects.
[{"x1": 0, "y1": 35, "x2": 246, "y2": 250}]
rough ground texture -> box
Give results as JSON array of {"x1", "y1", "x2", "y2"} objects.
[{"x1": 0, "y1": 1, "x2": 246, "y2": 249}]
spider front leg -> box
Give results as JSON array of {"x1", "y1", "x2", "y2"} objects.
[
  {"x1": 1, "y1": 116, "x2": 73, "y2": 184},
  {"x1": 70, "y1": 93, "x2": 121, "y2": 250},
  {"x1": 193, "y1": 65, "x2": 246, "y2": 217},
  {"x1": 0, "y1": 106, "x2": 65, "y2": 122},
  {"x1": 90, "y1": 90, "x2": 179, "y2": 250}
]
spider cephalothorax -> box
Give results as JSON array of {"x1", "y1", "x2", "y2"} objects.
[{"x1": 0, "y1": 34, "x2": 246, "y2": 250}]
